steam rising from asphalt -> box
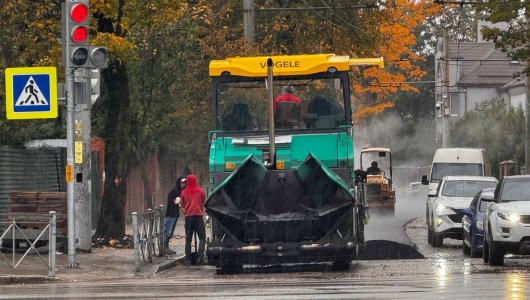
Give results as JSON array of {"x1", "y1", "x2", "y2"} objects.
[
  {"x1": 354, "y1": 113, "x2": 435, "y2": 170},
  {"x1": 354, "y1": 113, "x2": 435, "y2": 245}
]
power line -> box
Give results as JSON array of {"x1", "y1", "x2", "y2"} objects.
[
  {"x1": 438, "y1": 59, "x2": 523, "y2": 62},
  {"x1": 256, "y1": 5, "x2": 375, "y2": 12},
  {"x1": 298, "y1": 0, "x2": 352, "y2": 33},
  {"x1": 433, "y1": 0, "x2": 484, "y2": 4},
  {"x1": 319, "y1": 0, "x2": 365, "y2": 32}
]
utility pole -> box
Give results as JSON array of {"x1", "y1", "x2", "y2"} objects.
[
  {"x1": 62, "y1": 1, "x2": 108, "y2": 261},
  {"x1": 442, "y1": 25, "x2": 450, "y2": 148},
  {"x1": 524, "y1": 61, "x2": 530, "y2": 174},
  {"x1": 524, "y1": 9, "x2": 530, "y2": 174},
  {"x1": 243, "y1": 0, "x2": 255, "y2": 44}
]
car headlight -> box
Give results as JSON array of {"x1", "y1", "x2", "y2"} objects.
[
  {"x1": 435, "y1": 203, "x2": 447, "y2": 211},
  {"x1": 497, "y1": 212, "x2": 520, "y2": 223},
  {"x1": 476, "y1": 220, "x2": 483, "y2": 230}
]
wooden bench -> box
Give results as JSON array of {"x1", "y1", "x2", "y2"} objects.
[{"x1": 2, "y1": 192, "x2": 67, "y2": 251}]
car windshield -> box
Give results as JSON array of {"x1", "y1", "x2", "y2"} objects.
[
  {"x1": 217, "y1": 77, "x2": 345, "y2": 132},
  {"x1": 431, "y1": 163, "x2": 483, "y2": 182},
  {"x1": 441, "y1": 180, "x2": 497, "y2": 197},
  {"x1": 500, "y1": 179, "x2": 530, "y2": 202}
]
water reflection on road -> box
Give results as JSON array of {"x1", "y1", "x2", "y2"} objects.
[
  {"x1": 506, "y1": 272, "x2": 525, "y2": 299},
  {"x1": 2, "y1": 266, "x2": 530, "y2": 299}
]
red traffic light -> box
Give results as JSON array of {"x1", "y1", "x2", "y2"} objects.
[
  {"x1": 70, "y1": 3, "x2": 88, "y2": 23},
  {"x1": 71, "y1": 26, "x2": 88, "y2": 43}
]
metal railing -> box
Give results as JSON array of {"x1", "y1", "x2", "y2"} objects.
[
  {"x1": 131, "y1": 205, "x2": 164, "y2": 272},
  {"x1": 0, "y1": 211, "x2": 56, "y2": 277}
]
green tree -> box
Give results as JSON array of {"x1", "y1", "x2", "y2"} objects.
[
  {"x1": 0, "y1": 1, "x2": 64, "y2": 147},
  {"x1": 451, "y1": 99, "x2": 525, "y2": 177},
  {"x1": 476, "y1": 1, "x2": 530, "y2": 69}
]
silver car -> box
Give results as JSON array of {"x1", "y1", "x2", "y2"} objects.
[{"x1": 426, "y1": 176, "x2": 498, "y2": 247}]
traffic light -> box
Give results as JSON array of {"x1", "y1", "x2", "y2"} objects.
[
  {"x1": 88, "y1": 46, "x2": 108, "y2": 68},
  {"x1": 63, "y1": 1, "x2": 90, "y2": 68},
  {"x1": 61, "y1": 1, "x2": 108, "y2": 69}
]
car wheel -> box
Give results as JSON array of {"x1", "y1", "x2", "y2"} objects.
[
  {"x1": 469, "y1": 234, "x2": 481, "y2": 258},
  {"x1": 470, "y1": 248, "x2": 482, "y2": 258},
  {"x1": 488, "y1": 233, "x2": 504, "y2": 266},
  {"x1": 483, "y1": 235, "x2": 489, "y2": 263},
  {"x1": 462, "y1": 238, "x2": 470, "y2": 255},
  {"x1": 432, "y1": 231, "x2": 443, "y2": 248},
  {"x1": 427, "y1": 222, "x2": 433, "y2": 245}
]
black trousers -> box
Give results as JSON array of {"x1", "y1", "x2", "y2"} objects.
[{"x1": 184, "y1": 216, "x2": 206, "y2": 261}]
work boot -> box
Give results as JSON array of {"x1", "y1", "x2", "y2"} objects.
[{"x1": 165, "y1": 248, "x2": 176, "y2": 255}]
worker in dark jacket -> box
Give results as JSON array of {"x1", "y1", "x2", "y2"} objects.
[
  {"x1": 180, "y1": 174, "x2": 206, "y2": 265},
  {"x1": 163, "y1": 177, "x2": 186, "y2": 255},
  {"x1": 366, "y1": 161, "x2": 382, "y2": 175}
]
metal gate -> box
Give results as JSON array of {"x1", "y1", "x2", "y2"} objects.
[
  {"x1": 0, "y1": 212, "x2": 57, "y2": 277},
  {"x1": 131, "y1": 205, "x2": 164, "y2": 272}
]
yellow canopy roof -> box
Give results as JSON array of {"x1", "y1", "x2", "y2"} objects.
[
  {"x1": 209, "y1": 54, "x2": 384, "y2": 77},
  {"x1": 361, "y1": 147, "x2": 391, "y2": 154}
]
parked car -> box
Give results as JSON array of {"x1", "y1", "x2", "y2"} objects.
[
  {"x1": 462, "y1": 188, "x2": 495, "y2": 257},
  {"x1": 426, "y1": 176, "x2": 498, "y2": 247},
  {"x1": 406, "y1": 182, "x2": 428, "y2": 195},
  {"x1": 483, "y1": 175, "x2": 530, "y2": 266},
  {"x1": 421, "y1": 148, "x2": 491, "y2": 193}
]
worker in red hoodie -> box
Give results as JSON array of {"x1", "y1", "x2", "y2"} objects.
[{"x1": 180, "y1": 174, "x2": 206, "y2": 265}]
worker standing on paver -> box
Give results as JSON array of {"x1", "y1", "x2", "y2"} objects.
[{"x1": 180, "y1": 174, "x2": 206, "y2": 265}]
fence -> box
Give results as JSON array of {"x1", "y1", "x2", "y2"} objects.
[
  {"x1": 0, "y1": 212, "x2": 57, "y2": 277},
  {"x1": 131, "y1": 205, "x2": 164, "y2": 272},
  {"x1": 0, "y1": 148, "x2": 66, "y2": 221}
]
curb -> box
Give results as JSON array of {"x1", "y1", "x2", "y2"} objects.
[
  {"x1": 0, "y1": 275, "x2": 58, "y2": 285},
  {"x1": 155, "y1": 255, "x2": 185, "y2": 274}
]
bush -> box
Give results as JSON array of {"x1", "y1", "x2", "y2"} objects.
[{"x1": 450, "y1": 99, "x2": 525, "y2": 177}]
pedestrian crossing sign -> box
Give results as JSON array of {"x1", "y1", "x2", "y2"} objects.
[{"x1": 5, "y1": 66, "x2": 58, "y2": 120}]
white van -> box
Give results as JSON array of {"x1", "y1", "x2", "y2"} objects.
[{"x1": 421, "y1": 148, "x2": 491, "y2": 192}]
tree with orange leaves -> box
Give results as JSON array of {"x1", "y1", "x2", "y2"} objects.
[{"x1": 192, "y1": 0, "x2": 440, "y2": 121}]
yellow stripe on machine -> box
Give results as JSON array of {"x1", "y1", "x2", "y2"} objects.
[{"x1": 209, "y1": 54, "x2": 384, "y2": 77}]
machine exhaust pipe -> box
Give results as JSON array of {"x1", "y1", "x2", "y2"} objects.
[{"x1": 266, "y1": 57, "x2": 275, "y2": 168}]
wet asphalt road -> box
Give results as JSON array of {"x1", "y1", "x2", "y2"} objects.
[
  {"x1": 364, "y1": 189, "x2": 426, "y2": 245},
  {"x1": 2, "y1": 191, "x2": 530, "y2": 298},
  {"x1": 1, "y1": 260, "x2": 530, "y2": 299}
]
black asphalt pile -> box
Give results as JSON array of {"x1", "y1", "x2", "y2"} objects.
[{"x1": 357, "y1": 240, "x2": 425, "y2": 260}]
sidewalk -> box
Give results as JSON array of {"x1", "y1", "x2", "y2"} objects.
[{"x1": 0, "y1": 217, "x2": 187, "y2": 284}]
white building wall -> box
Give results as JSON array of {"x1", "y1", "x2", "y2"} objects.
[
  {"x1": 462, "y1": 87, "x2": 500, "y2": 112},
  {"x1": 510, "y1": 93, "x2": 527, "y2": 113}
]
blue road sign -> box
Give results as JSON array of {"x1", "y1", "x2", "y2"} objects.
[{"x1": 5, "y1": 67, "x2": 57, "y2": 120}]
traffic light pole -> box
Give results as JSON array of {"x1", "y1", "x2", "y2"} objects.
[
  {"x1": 62, "y1": 1, "x2": 107, "y2": 263},
  {"x1": 74, "y1": 70, "x2": 93, "y2": 251},
  {"x1": 65, "y1": 67, "x2": 77, "y2": 267}
]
